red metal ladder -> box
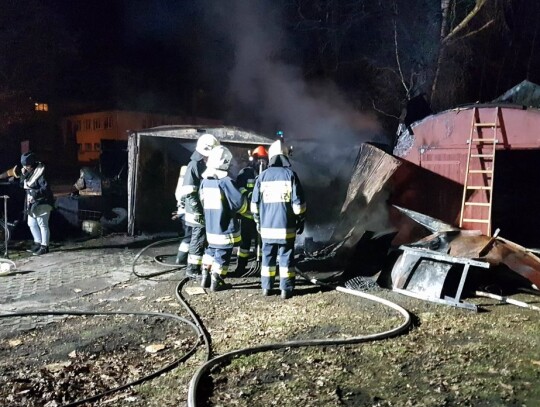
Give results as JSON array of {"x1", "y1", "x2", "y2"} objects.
[{"x1": 459, "y1": 106, "x2": 500, "y2": 236}]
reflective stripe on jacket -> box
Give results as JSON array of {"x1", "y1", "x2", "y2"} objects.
[
  {"x1": 251, "y1": 165, "x2": 305, "y2": 244},
  {"x1": 200, "y1": 176, "x2": 247, "y2": 248}
]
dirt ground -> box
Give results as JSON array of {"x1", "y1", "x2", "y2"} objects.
[{"x1": 0, "y1": 239, "x2": 539, "y2": 407}]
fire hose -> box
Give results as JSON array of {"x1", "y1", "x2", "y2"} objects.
[
  {"x1": 0, "y1": 308, "x2": 203, "y2": 407},
  {"x1": 186, "y1": 271, "x2": 412, "y2": 406},
  {"x1": 1, "y1": 237, "x2": 411, "y2": 406},
  {"x1": 132, "y1": 237, "x2": 412, "y2": 405}
]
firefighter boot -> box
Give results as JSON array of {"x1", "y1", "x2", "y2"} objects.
[
  {"x1": 185, "y1": 265, "x2": 201, "y2": 280},
  {"x1": 175, "y1": 251, "x2": 188, "y2": 266},
  {"x1": 281, "y1": 289, "x2": 293, "y2": 300},
  {"x1": 210, "y1": 273, "x2": 232, "y2": 292},
  {"x1": 200, "y1": 265, "x2": 211, "y2": 289},
  {"x1": 233, "y1": 256, "x2": 248, "y2": 276}
]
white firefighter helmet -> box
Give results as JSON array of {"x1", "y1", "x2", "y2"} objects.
[
  {"x1": 206, "y1": 145, "x2": 233, "y2": 171},
  {"x1": 268, "y1": 139, "x2": 289, "y2": 160},
  {"x1": 195, "y1": 133, "x2": 220, "y2": 157}
]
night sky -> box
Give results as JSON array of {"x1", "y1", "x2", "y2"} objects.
[
  {"x1": 50, "y1": 1, "x2": 212, "y2": 113},
  {"x1": 3, "y1": 0, "x2": 540, "y2": 142}
]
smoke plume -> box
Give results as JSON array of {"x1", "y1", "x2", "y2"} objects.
[{"x1": 204, "y1": 0, "x2": 389, "y2": 242}]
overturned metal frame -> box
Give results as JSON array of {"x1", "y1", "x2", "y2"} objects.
[{"x1": 393, "y1": 246, "x2": 490, "y2": 312}]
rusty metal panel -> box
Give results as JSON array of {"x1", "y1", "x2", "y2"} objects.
[
  {"x1": 396, "y1": 105, "x2": 540, "y2": 165},
  {"x1": 328, "y1": 143, "x2": 464, "y2": 247},
  {"x1": 395, "y1": 105, "x2": 540, "y2": 236},
  {"x1": 419, "y1": 150, "x2": 463, "y2": 183}
]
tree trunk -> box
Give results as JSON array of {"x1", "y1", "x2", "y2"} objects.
[{"x1": 429, "y1": 0, "x2": 452, "y2": 104}]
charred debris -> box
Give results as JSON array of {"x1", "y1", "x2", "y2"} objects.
[{"x1": 297, "y1": 142, "x2": 540, "y2": 312}]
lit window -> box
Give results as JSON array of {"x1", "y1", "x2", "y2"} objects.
[
  {"x1": 84, "y1": 143, "x2": 92, "y2": 151},
  {"x1": 34, "y1": 103, "x2": 48, "y2": 112},
  {"x1": 94, "y1": 143, "x2": 100, "y2": 151},
  {"x1": 104, "y1": 116, "x2": 113, "y2": 129},
  {"x1": 85, "y1": 120, "x2": 91, "y2": 130},
  {"x1": 93, "y1": 119, "x2": 101, "y2": 130}
]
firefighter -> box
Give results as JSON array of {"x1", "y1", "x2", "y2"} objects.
[
  {"x1": 173, "y1": 165, "x2": 191, "y2": 265},
  {"x1": 181, "y1": 133, "x2": 220, "y2": 278},
  {"x1": 233, "y1": 146, "x2": 268, "y2": 274},
  {"x1": 251, "y1": 139, "x2": 306, "y2": 299},
  {"x1": 199, "y1": 145, "x2": 248, "y2": 291}
]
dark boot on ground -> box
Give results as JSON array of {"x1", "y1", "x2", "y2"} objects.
[
  {"x1": 210, "y1": 273, "x2": 232, "y2": 292},
  {"x1": 200, "y1": 267, "x2": 211, "y2": 288},
  {"x1": 175, "y1": 251, "x2": 188, "y2": 266},
  {"x1": 185, "y1": 265, "x2": 201, "y2": 280},
  {"x1": 281, "y1": 289, "x2": 293, "y2": 300},
  {"x1": 233, "y1": 257, "x2": 248, "y2": 275},
  {"x1": 33, "y1": 245, "x2": 49, "y2": 256},
  {"x1": 26, "y1": 242, "x2": 41, "y2": 253}
]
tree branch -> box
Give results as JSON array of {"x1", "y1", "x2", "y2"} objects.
[
  {"x1": 371, "y1": 99, "x2": 400, "y2": 119},
  {"x1": 393, "y1": 19, "x2": 410, "y2": 97},
  {"x1": 443, "y1": 0, "x2": 488, "y2": 44},
  {"x1": 453, "y1": 19, "x2": 495, "y2": 42}
]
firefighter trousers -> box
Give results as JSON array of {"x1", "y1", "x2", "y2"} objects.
[
  {"x1": 236, "y1": 217, "x2": 257, "y2": 265},
  {"x1": 260, "y1": 240, "x2": 295, "y2": 291},
  {"x1": 176, "y1": 216, "x2": 192, "y2": 261},
  {"x1": 203, "y1": 246, "x2": 233, "y2": 277},
  {"x1": 187, "y1": 225, "x2": 206, "y2": 271}
]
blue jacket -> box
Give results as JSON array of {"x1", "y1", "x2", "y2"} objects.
[
  {"x1": 200, "y1": 175, "x2": 248, "y2": 248},
  {"x1": 251, "y1": 155, "x2": 306, "y2": 244},
  {"x1": 182, "y1": 151, "x2": 206, "y2": 227}
]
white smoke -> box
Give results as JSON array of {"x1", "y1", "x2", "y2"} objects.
[{"x1": 204, "y1": 0, "x2": 388, "y2": 242}]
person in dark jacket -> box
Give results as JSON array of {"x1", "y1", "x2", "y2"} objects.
[
  {"x1": 251, "y1": 140, "x2": 306, "y2": 299},
  {"x1": 199, "y1": 145, "x2": 248, "y2": 291},
  {"x1": 172, "y1": 165, "x2": 191, "y2": 265},
  {"x1": 181, "y1": 134, "x2": 220, "y2": 278},
  {"x1": 233, "y1": 145, "x2": 268, "y2": 274},
  {"x1": 19, "y1": 152, "x2": 55, "y2": 255}
]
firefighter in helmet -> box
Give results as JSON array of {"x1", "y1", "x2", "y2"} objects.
[
  {"x1": 199, "y1": 145, "x2": 248, "y2": 291},
  {"x1": 251, "y1": 139, "x2": 306, "y2": 299},
  {"x1": 181, "y1": 133, "x2": 220, "y2": 279},
  {"x1": 233, "y1": 145, "x2": 269, "y2": 274}
]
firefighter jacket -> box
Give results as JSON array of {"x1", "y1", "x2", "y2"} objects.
[
  {"x1": 199, "y1": 174, "x2": 248, "y2": 249},
  {"x1": 174, "y1": 165, "x2": 188, "y2": 215},
  {"x1": 236, "y1": 165, "x2": 257, "y2": 219},
  {"x1": 250, "y1": 155, "x2": 306, "y2": 244},
  {"x1": 181, "y1": 151, "x2": 206, "y2": 227}
]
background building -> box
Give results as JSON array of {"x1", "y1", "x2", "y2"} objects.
[{"x1": 61, "y1": 110, "x2": 222, "y2": 164}]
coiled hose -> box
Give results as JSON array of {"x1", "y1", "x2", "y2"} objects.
[
  {"x1": 2, "y1": 237, "x2": 412, "y2": 406},
  {"x1": 186, "y1": 270, "x2": 412, "y2": 407}
]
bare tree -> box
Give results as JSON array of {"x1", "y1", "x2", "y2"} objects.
[{"x1": 430, "y1": 0, "x2": 498, "y2": 107}]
